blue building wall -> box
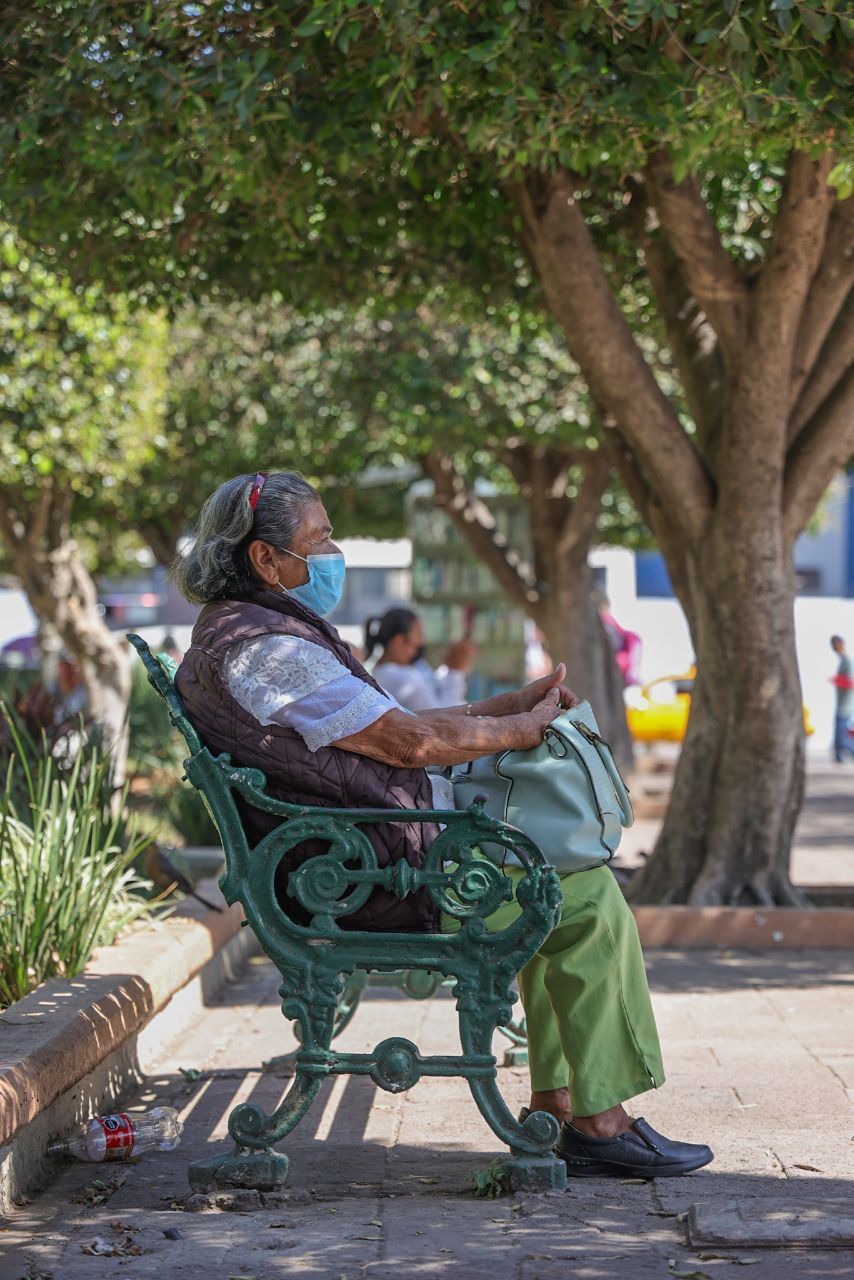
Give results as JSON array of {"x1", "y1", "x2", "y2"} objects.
[{"x1": 635, "y1": 551, "x2": 675, "y2": 598}]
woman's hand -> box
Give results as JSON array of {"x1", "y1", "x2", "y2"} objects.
[
  {"x1": 516, "y1": 664, "x2": 580, "y2": 715},
  {"x1": 519, "y1": 684, "x2": 563, "y2": 747}
]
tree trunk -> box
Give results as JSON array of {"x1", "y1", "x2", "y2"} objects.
[
  {"x1": 18, "y1": 541, "x2": 131, "y2": 787},
  {"x1": 628, "y1": 500, "x2": 806, "y2": 906},
  {"x1": 139, "y1": 518, "x2": 180, "y2": 567},
  {"x1": 419, "y1": 448, "x2": 632, "y2": 767},
  {"x1": 538, "y1": 561, "x2": 633, "y2": 770},
  {"x1": 0, "y1": 486, "x2": 131, "y2": 787},
  {"x1": 511, "y1": 156, "x2": 851, "y2": 905}
]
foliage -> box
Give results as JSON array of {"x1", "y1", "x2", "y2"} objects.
[
  {"x1": 126, "y1": 662, "x2": 219, "y2": 848},
  {"x1": 163, "y1": 785, "x2": 221, "y2": 849},
  {"x1": 472, "y1": 1157, "x2": 513, "y2": 1199},
  {"x1": 127, "y1": 295, "x2": 649, "y2": 559},
  {"x1": 127, "y1": 658, "x2": 185, "y2": 775},
  {"x1": 0, "y1": 3, "x2": 847, "y2": 298},
  {"x1": 0, "y1": 226, "x2": 168, "y2": 505},
  {"x1": 0, "y1": 223, "x2": 171, "y2": 767},
  {"x1": 121, "y1": 299, "x2": 416, "y2": 559},
  {"x1": 0, "y1": 2, "x2": 849, "y2": 901},
  {"x1": 0, "y1": 710, "x2": 156, "y2": 1008}
]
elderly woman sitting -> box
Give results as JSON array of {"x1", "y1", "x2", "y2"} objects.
[{"x1": 171, "y1": 471, "x2": 712, "y2": 1180}]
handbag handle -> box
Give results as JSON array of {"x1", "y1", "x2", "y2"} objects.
[{"x1": 568, "y1": 719, "x2": 634, "y2": 829}]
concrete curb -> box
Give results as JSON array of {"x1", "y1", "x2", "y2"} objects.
[
  {"x1": 632, "y1": 904, "x2": 854, "y2": 949},
  {"x1": 0, "y1": 881, "x2": 259, "y2": 1217}
]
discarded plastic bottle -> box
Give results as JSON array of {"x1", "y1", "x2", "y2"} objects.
[{"x1": 47, "y1": 1107, "x2": 183, "y2": 1162}]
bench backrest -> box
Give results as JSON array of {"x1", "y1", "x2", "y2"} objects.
[{"x1": 127, "y1": 632, "x2": 306, "y2": 839}]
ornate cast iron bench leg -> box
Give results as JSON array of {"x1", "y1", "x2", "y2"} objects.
[
  {"x1": 186, "y1": 822, "x2": 565, "y2": 1195},
  {"x1": 262, "y1": 971, "x2": 368, "y2": 1077},
  {"x1": 189, "y1": 961, "x2": 342, "y2": 1193}
]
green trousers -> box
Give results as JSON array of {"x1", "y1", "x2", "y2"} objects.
[{"x1": 444, "y1": 865, "x2": 665, "y2": 1116}]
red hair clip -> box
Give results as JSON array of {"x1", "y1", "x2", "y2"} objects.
[{"x1": 248, "y1": 472, "x2": 268, "y2": 511}]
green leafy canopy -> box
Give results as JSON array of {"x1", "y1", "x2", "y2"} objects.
[
  {"x1": 0, "y1": 227, "x2": 167, "y2": 500},
  {"x1": 0, "y1": 2, "x2": 848, "y2": 299}
]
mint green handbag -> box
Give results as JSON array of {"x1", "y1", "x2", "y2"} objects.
[{"x1": 450, "y1": 701, "x2": 633, "y2": 874}]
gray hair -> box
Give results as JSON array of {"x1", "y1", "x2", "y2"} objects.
[{"x1": 169, "y1": 472, "x2": 318, "y2": 604}]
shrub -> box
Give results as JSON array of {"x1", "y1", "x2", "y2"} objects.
[
  {"x1": 127, "y1": 659, "x2": 185, "y2": 775},
  {"x1": 0, "y1": 712, "x2": 157, "y2": 1009},
  {"x1": 126, "y1": 661, "x2": 220, "y2": 848},
  {"x1": 164, "y1": 783, "x2": 220, "y2": 848}
]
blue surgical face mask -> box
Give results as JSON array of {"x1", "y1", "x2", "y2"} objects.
[{"x1": 278, "y1": 550, "x2": 346, "y2": 617}]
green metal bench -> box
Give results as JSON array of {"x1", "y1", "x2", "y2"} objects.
[{"x1": 128, "y1": 634, "x2": 566, "y2": 1193}]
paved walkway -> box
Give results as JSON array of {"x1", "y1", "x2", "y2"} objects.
[
  {"x1": 619, "y1": 758, "x2": 854, "y2": 888},
  {"x1": 3, "y1": 947, "x2": 852, "y2": 1280}
]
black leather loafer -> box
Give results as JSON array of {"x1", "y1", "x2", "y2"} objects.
[{"x1": 556, "y1": 1117, "x2": 714, "y2": 1178}]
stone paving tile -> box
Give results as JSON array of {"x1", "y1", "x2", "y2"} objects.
[{"x1": 2, "y1": 946, "x2": 852, "y2": 1280}]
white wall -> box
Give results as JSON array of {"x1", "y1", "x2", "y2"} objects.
[
  {"x1": 0, "y1": 590, "x2": 37, "y2": 647},
  {"x1": 794, "y1": 597, "x2": 854, "y2": 752}
]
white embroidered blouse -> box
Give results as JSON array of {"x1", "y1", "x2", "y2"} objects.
[{"x1": 223, "y1": 634, "x2": 401, "y2": 754}]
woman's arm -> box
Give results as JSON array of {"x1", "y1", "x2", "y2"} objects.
[
  {"x1": 331, "y1": 686, "x2": 561, "y2": 769},
  {"x1": 413, "y1": 663, "x2": 579, "y2": 721}
]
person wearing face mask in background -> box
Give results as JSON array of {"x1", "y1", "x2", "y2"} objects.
[{"x1": 363, "y1": 607, "x2": 476, "y2": 712}]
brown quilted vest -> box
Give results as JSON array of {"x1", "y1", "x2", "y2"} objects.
[{"x1": 175, "y1": 585, "x2": 439, "y2": 933}]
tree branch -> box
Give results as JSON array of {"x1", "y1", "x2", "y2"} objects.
[
  {"x1": 419, "y1": 449, "x2": 542, "y2": 614},
  {"x1": 47, "y1": 484, "x2": 74, "y2": 552},
  {"x1": 752, "y1": 151, "x2": 835, "y2": 380},
  {"x1": 140, "y1": 517, "x2": 180, "y2": 566},
  {"x1": 0, "y1": 488, "x2": 25, "y2": 549},
  {"x1": 28, "y1": 483, "x2": 55, "y2": 550},
  {"x1": 499, "y1": 438, "x2": 534, "y2": 493},
  {"x1": 555, "y1": 448, "x2": 612, "y2": 562},
  {"x1": 625, "y1": 175, "x2": 724, "y2": 458},
  {"x1": 599, "y1": 423, "x2": 653, "y2": 531},
  {"x1": 784, "y1": 365, "x2": 854, "y2": 541},
  {"x1": 645, "y1": 150, "x2": 748, "y2": 368},
  {"x1": 598, "y1": 414, "x2": 694, "y2": 616},
  {"x1": 789, "y1": 195, "x2": 854, "y2": 409},
  {"x1": 788, "y1": 301, "x2": 854, "y2": 442},
  {"x1": 510, "y1": 169, "x2": 714, "y2": 545}
]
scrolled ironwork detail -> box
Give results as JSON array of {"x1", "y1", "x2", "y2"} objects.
[
  {"x1": 281, "y1": 819, "x2": 379, "y2": 918},
  {"x1": 228, "y1": 1101, "x2": 269, "y2": 1149},
  {"x1": 518, "y1": 1109, "x2": 560, "y2": 1149}
]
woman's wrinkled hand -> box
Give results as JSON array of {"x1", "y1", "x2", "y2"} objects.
[
  {"x1": 521, "y1": 684, "x2": 562, "y2": 747},
  {"x1": 516, "y1": 664, "x2": 580, "y2": 715}
]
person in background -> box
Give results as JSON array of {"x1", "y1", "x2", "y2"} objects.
[
  {"x1": 596, "y1": 593, "x2": 643, "y2": 688},
  {"x1": 159, "y1": 634, "x2": 183, "y2": 665},
  {"x1": 830, "y1": 635, "x2": 854, "y2": 764},
  {"x1": 16, "y1": 650, "x2": 89, "y2": 761},
  {"x1": 364, "y1": 607, "x2": 476, "y2": 712}
]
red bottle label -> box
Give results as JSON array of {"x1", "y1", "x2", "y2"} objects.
[{"x1": 98, "y1": 1113, "x2": 135, "y2": 1161}]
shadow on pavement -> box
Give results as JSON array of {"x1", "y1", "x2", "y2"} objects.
[{"x1": 646, "y1": 949, "x2": 854, "y2": 992}]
